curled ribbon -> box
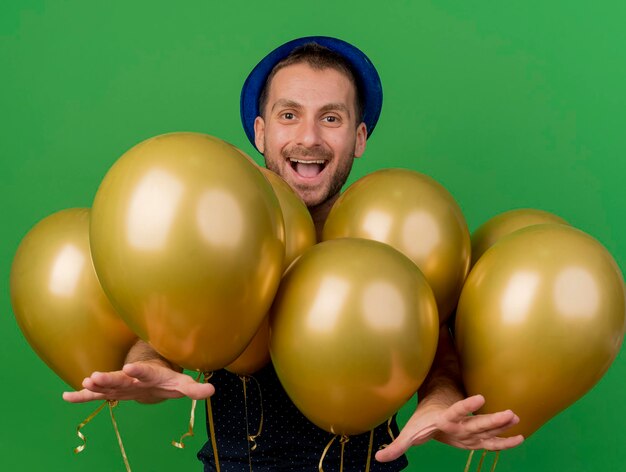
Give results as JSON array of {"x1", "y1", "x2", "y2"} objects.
[
  {"x1": 171, "y1": 372, "x2": 203, "y2": 449},
  {"x1": 318, "y1": 434, "x2": 352, "y2": 472},
  {"x1": 243, "y1": 375, "x2": 264, "y2": 451},
  {"x1": 339, "y1": 435, "x2": 349, "y2": 472},
  {"x1": 386, "y1": 416, "x2": 396, "y2": 442},
  {"x1": 318, "y1": 434, "x2": 338, "y2": 472},
  {"x1": 378, "y1": 416, "x2": 396, "y2": 451},
  {"x1": 74, "y1": 400, "x2": 107, "y2": 454},
  {"x1": 73, "y1": 400, "x2": 131, "y2": 472}
]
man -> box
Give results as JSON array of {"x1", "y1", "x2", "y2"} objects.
[{"x1": 64, "y1": 36, "x2": 523, "y2": 470}]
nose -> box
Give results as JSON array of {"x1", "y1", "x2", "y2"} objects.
[{"x1": 295, "y1": 118, "x2": 323, "y2": 149}]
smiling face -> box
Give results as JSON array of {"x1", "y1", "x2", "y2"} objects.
[{"x1": 254, "y1": 63, "x2": 367, "y2": 209}]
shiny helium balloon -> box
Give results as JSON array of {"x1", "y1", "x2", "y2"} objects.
[
  {"x1": 260, "y1": 167, "x2": 317, "y2": 268},
  {"x1": 225, "y1": 317, "x2": 271, "y2": 376},
  {"x1": 471, "y1": 208, "x2": 568, "y2": 266},
  {"x1": 90, "y1": 132, "x2": 285, "y2": 372},
  {"x1": 10, "y1": 209, "x2": 137, "y2": 390},
  {"x1": 456, "y1": 224, "x2": 625, "y2": 438},
  {"x1": 226, "y1": 167, "x2": 316, "y2": 375},
  {"x1": 270, "y1": 238, "x2": 439, "y2": 436},
  {"x1": 323, "y1": 169, "x2": 470, "y2": 323}
]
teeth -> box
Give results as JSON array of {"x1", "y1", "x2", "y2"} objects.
[{"x1": 288, "y1": 158, "x2": 326, "y2": 164}]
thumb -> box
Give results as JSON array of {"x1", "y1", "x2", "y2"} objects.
[
  {"x1": 375, "y1": 423, "x2": 438, "y2": 463},
  {"x1": 179, "y1": 380, "x2": 216, "y2": 400},
  {"x1": 375, "y1": 435, "x2": 411, "y2": 463}
]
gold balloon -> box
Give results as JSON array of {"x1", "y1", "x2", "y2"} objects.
[
  {"x1": 471, "y1": 208, "x2": 568, "y2": 266},
  {"x1": 259, "y1": 167, "x2": 317, "y2": 268},
  {"x1": 226, "y1": 167, "x2": 316, "y2": 375},
  {"x1": 456, "y1": 224, "x2": 625, "y2": 438},
  {"x1": 90, "y1": 132, "x2": 285, "y2": 372},
  {"x1": 270, "y1": 238, "x2": 439, "y2": 436},
  {"x1": 10, "y1": 209, "x2": 137, "y2": 390},
  {"x1": 224, "y1": 318, "x2": 271, "y2": 376},
  {"x1": 323, "y1": 169, "x2": 470, "y2": 323}
]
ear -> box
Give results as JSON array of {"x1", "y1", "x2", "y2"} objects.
[
  {"x1": 354, "y1": 122, "x2": 367, "y2": 158},
  {"x1": 254, "y1": 116, "x2": 265, "y2": 153}
]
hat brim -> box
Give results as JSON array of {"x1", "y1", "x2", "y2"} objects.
[{"x1": 240, "y1": 36, "x2": 383, "y2": 151}]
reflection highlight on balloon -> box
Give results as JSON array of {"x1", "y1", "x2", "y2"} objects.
[
  {"x1": 362, "y1": 209, "x2": 393, "y2": 241},
  {"x1": 553, "y1": 267, "x2": 599, "y2": 318},
  {"x1": 126, "y1": 168, "x2": 185, "y2": 251},
  {"x1": 196, "y1": 188, "x2": 245, "y2": 249},
  {"x1": 305, "y1": 276, "x2": 351, "y2": 334},
  {"x1": 48, "y1": 244, "x2": 86, "y2": 297},
  {"x1": 401, "y1": 210, "x2": 441, "y2": 260},
  {"x1": 500, "y1": 271, "x2": 541, "y2": 325},
  {"x1": 362, "y1": 280, "x2": 406, "y2": 330}
]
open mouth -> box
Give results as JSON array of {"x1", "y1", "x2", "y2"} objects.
[{"x1": 288, "y1": 158, "x2": 328, "y2": 178}]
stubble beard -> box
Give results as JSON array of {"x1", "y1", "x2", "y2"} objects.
[{"x1": 264, "y1": 144, "x2": 356, "y2": 209}]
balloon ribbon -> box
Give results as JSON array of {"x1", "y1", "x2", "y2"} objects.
[
  {"x1": 74, "y1": 400, "x2": 131, "y2": 471},
  {"x1": 364, "y1": 429, "x2": 374, "y2": 472},
  {"x1": 239, "y1": 374, "x2": 265, "y2": 472},
  {"x1": 464, "y1": 450, "x2": 475, "y2": 472},
  {"x1": 464, "y1": 450, "x2": 500, "y2": 472},
  {"x1": 386, "y1": 416, "x2": 396, "y2": 441},
  {"x1": 204, "y1": 372, "x2": 221, "y2": 472},
  {"x1": 74, "y1": 400, "x2": 107, "y2": 454},
  {"x1": 246, "y1": 375, "x2": 264, "y2": 449},
  {"x1": 319, "y1": 434, "x2": 359, "y2": 472},
  {"x1": 378, "y1": 415, "x2": 396, "y2": 450},
  {"x1": 108, "y1": 401, "x2": 131, "y2": 472},
  {"x1": 319, "y1": 434, "x2": 338, "y2": 472},
  {"x1": 171, "y1": 372, "x2": 203, "y2": 449}
]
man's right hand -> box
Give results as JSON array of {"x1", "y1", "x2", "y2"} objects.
[{"x1": 62, "y1": 361, "x2": 215, "y2": 404}]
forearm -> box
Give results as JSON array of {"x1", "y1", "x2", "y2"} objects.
[
  {"x1": 125, "y1": 340, "x2": 183, "y2": 373},
  {"x1": 417, "y1": 326, "x2": 465, "y2": 409}
]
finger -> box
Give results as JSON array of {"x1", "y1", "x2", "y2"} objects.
[
  {"x1": 480, "y1": 434, "x2": 524, "y2": 451},
  {"x1": 474, "y1": 413, "x2": 520, "y2": 439},
  {"x1": 481, "y1": 418, "x2": 520, "y2": 439},
  {"x1": 178, "y1": 381, "x2": 215, "y2": 400},
  {"x1": 460, "y1": 409, "x2": 517, "y2": 435},
  {"x1": 443, "y1": 395, "x2": 486, "y2": 422},
  {"x1": 122, "y1": 363, "x2": 155, "y2": 381},
  {"x1": 85, "y1": 371, "x2": 134, "y2": 391},
  {"x1": 62, "y1": 389, "x2": 107, "y2": 403}
]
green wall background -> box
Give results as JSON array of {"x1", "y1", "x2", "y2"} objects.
[{"x1": 1, "y1": 1, "x2": 624, "y2": 470}]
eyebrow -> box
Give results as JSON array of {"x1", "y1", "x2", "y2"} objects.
[
  {"x1": 271, "y1": 99, "x2": 352, "y2": 118},
  {"x1": 319, "y1": 103, "x2": 351, "y2": 118},
  {"x1": 271, "y1": 99, "x2": 302, "y2": 113}
]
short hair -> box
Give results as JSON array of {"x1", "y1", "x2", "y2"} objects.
[{"x1": 257, "y1": 42, "x2": 365, "y2": 124}]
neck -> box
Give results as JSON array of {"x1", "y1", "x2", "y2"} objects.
[{"x1": 308, "y1": 193, "x2": 340, "y2": 242}]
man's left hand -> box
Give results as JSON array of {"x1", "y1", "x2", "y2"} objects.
[{"x1": 375, "y1": 394, "x2": 524, "y2": 462}]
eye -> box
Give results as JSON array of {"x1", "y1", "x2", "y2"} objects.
[
  {"x1": 281, "y1": 112, "x2": 295, "y2": 120},
  {"x1": 322, "y1": 115, "x2": 341, "y2": 124}
]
